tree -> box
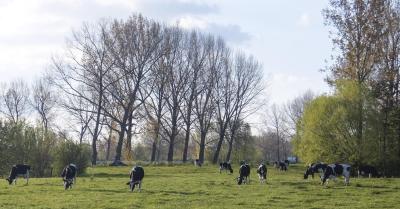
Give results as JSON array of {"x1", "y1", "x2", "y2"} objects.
[
  {"x1": 31, "y1": 77, "x2": 56, "y2": 134},
  {"x1": 51, "y1": 20, "x2": 114, "y2": 165},
  {"x1": 0, "y1": 79, "x2": 30, "y2": 124}
]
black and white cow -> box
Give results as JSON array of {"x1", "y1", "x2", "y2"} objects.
[
  {"x1": 219, "y1": 162, "x2": 233, "y2": 174},
  {"x1": 61, "y1": 164, "x2": 77, "y2": 190},
  {"x1": 256, "y1": 164, "x2": 267, "y2": 184},
  {"x1": 321, "y1": 164, "x2": 351, "y2": 186},
  {"x1": 273, "y1": 161, "x2": 287, "y2": 171},
  {"x1": 304, "y1": 162, "x2": 328, "y2": 179},
  {"x1": 237, "y1": 163, "x2": 251, "y2": 185},
  {"x1": 126, "y1": 166, "x2": 144, "y2": 192},
  {"x1": 6, "y1": 164, "x2": 30, "y2": 185},
  {"x1": 357, "y1": 165, "x2": 380, "y2": 178}
]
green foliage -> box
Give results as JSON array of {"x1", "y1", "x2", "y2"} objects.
[
  {"x1": 0, "y1": 164, "x2": 399, "y2": 208},
  {"x1": 293, "y1": 80, "x2": 381, "y2": 165},
  {"x1": 52, "y1": 140, "x2": 91, "y2": 175},
  {"x1": 0, "y1": 121, "x2": 56, "y2": 177}
]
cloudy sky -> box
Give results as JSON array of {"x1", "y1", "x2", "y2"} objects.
[{"x1": 0, "y1": 0, "x2": 333, "y2": 105}]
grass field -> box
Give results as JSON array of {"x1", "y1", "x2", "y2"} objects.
[{"x1": 0, "y1": 163, "x2": 399, "y2": 209}]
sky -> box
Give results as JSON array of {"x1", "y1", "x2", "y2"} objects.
[{"x1": 0, "y1": 0, "x2": 334, "y2": 106}]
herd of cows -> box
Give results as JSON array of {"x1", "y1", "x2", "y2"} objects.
[{"x1": 2, "y1": 161, "x2": 381, "y2": 192}]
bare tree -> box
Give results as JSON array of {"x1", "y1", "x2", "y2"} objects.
[
  {"x1": 31, "y1": 77, "x2": 56, "y2": 134},
  {"x1": 284, "y1": 90, "x2": 315, "y2": 136},
  {"x1": 0, "y1": 79, "x2": 30, "y2": 124},
  {"x1": 160, "y1": 26, "x2": 189, "y2": 162},
  {"x1": 195, "y1": 36, "x2": 226, "y2": 163},
  {"x1": 104, "y1": 15, "x2": 162, "y2": 165},
  {"x1": 222, "y1": 53, "x2": 264, "y2": 163},
  {"x1": 51, "y1": 20, "x2": 114, "y2": 165},
  {"x1": 267, "y1": 104, "x2": 289, "y2": 162},
  {"x1": 181, "y1": 31, "x2": 208, "y2": 162}
]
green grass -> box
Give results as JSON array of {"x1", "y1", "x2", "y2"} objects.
[{"x1": 0, "y1": 164, "x2": 399, "y2": 208}]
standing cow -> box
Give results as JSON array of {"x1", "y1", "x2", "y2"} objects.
[
  {"x1": 127, "y1": 166, "x2": 144, "y2": 192},
  {"x1": 256, "y1": 164, "x2": 267, "y2": 184},
  {"x1": 237, "y1": 163, "x2": 251, "y2": 185},
  {"x1": 6, "y1": 164, "x2": 30, "y2": 185},
  {"x1": 61, "y1": 164, "x2": 77, "y2": 190},
  {"x1": 357, "y1": 165, "x2": 380, "y2": 178},
  {"x1": 321, "y1": 164, "x2": 351, "y2": 186}
]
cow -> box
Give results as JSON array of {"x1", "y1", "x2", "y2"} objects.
[
  {"x1": 126, "y1": 166, "x2": 144, "y2": 192},
  {"x1": 237, "y1": 163, "x2": 251, "y2": 185},
  {"x1": 273, "y1": 161, "x2": 287, "y2": 171},
  {"x1": 219, "y1": 162, "x2": 233, "y2": 174},
  {"x1": 194, "y1": 159, "x2": 202, "y2": 167},
  {"x1": 256, "y1": 163, "x2": 267, "y2": 184},
  {"x1": 321, "y1": 164, "x2": 351, "y2": 186},
  {"x1": 357, "y1": 165, "x2": 380, "y2": 178},
  {"x1": 304, "y1": 162, "x2": 328, "y2": 179},
  {"x1": 284, "y1": 160, "x2": 290, "y2": 166},
  {"x1": 61, "y1": 164, "x2": 77, "y2": 190},
  {"x1": 6, "y1": 164, "x2": 30, "y2": 185}
]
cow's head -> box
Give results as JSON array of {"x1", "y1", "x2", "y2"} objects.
[
  {"x1": 237, "y1": 176, "x2": 243, "y2": 185},
  {"x1": 304, "y1": 166, "x2": 312, "y2": 179},
  {"x1": 63, "y1": 179, "x2": 73, "y2": 189},
  {"x1": 6, "y1": 178, "x2": 13, "y2": 185}
]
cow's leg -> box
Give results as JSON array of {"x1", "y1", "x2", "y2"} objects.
[
  {"x1": 26, "y1": 172, "x2": 29, "y2": 185},
  {"x1": 368, "y1": 173, "x2": 372, "y2": 178},
  {"x1": 138, "y1": 181, "x2": 142, "y2": 192}
]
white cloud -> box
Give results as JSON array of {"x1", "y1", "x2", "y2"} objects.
[{"x1": 297, "y1": 13, "x2": 311, "y2": 28}]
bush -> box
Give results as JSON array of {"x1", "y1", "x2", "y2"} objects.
[{"x1": 52, "y1": 140, "x2": 91, "y2": 176}]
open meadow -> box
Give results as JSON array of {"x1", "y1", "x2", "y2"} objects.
[{"x1": 0, "y1": 164, "x2": 399, "y2": 209}]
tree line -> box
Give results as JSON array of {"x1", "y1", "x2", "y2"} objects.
[
  {"x1": 0, "y1": 14, "x2": 265, "y2": 166},
  {"x1": 294, "y1": 0, "x2": 400, "y2": 176}
]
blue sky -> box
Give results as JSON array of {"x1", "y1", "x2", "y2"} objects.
[{"x1": 0, "y1": 0, "x2": 333, "y2": 105}]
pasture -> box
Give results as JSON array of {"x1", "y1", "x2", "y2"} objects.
[{"x1": 0, "y1": 164, "x2": 399, "y2": 209}]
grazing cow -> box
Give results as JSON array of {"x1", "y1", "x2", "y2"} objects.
[
  {"x1": 256, "y1": 164, "x2": 267, "y2": 184},
  {"x1": 321, "y1": 164, "x2": 351, "y2": 186},
  {"x1": 284, "y1": 160, "x2": 290, "y2": 166},
  {"x1": 219, "y1": 162, "x2": 233, "y2": 174},
  {"x1": 273, "y1": 161, "x2": 287, "y2": 171},
  {"x1": 6, "y1": 164, "x2": 30, "y2": 185},
  {"x1": 304, "y1": 162, "x2": 328, "y2": 179},
  {"x1": 237, "y1": 163, "x2": 251, "y2": 185},
  {"x1": 126, "y1": 166, "x2": 144, "y2": 192},
  {"x1": 194, "y1": 159, "x2": 202, "y2": 167},
  {"x1": 357, "y1": 165, "x2": 380, "y2": 178},
  {"x1": 61, "y1": 164, "x2": 77, "y2": 190}
]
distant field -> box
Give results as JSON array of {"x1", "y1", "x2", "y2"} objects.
[{"x1": 0, "y1": 164, "x2": 399, "y2": 209}]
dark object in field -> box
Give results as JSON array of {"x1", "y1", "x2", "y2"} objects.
[
  {"x1": 304, "y1": 162, "x2": 328, "y2": 179},
  {"x1": 6, "y1": 164, "x2": 30, "y2": 185},
  {"x1": 273, "y1": 161, "x2": 287, "y2": 171},
  {"x1": 194, "y1": 159, "x2": 202, "y2": 167},
  {"x1": 321, "y1": 164, "x2": 351, "y2": 186},
  {"x1": 256, "y1": 163, "x2": 267, "y2": 183},
  {"x1": 237, "y1": 163, "x2": 250, "y2": 185},
  {"x1": 284, "y1": 160, "x2": 290, "y2": 165},
  {"x1": 357, "y1": 165, "x2": 380, "y2": 178},
  {"x1": 219, "y1": 162, "x2": 233, "y2": 174},
  {"x1": 61, "y1": 163, "x2": 77, "y2": 190},
  {"x1": 109, "y1": 160, "x2": 128, "y2": 166},
  {"x1": 127, "y1": 166, "x2": 144, "y2": 192}
]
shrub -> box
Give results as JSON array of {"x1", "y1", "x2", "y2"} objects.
[{"x1": 52, "y1": 140, "x2": 91, "y2": 176}]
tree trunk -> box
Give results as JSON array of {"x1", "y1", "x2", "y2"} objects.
[
  {"x1": 91, "y1": 80, "x2": 104, "y2": 166},
  {"x1": 182, "y1": 124, "x2": 191, "y2": 162},
  {"x1": 106, "y1": 133, "x2": 111, "y2": 161},
  {"x1": 225, "y1": 137, "x2": 234, "y2": 163},
  {"x1": 213, "y1": 127, "x2": 226, "y2": 164},
  {"x1": 113, "y1": 112, "x2": 129, "y2": 166},
  {"x1": 125, "y1": 112, "x2": 134, "y2": 160},
  {"x1": 198, "y1": 131, "x2": 206, "y2": 163}
]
